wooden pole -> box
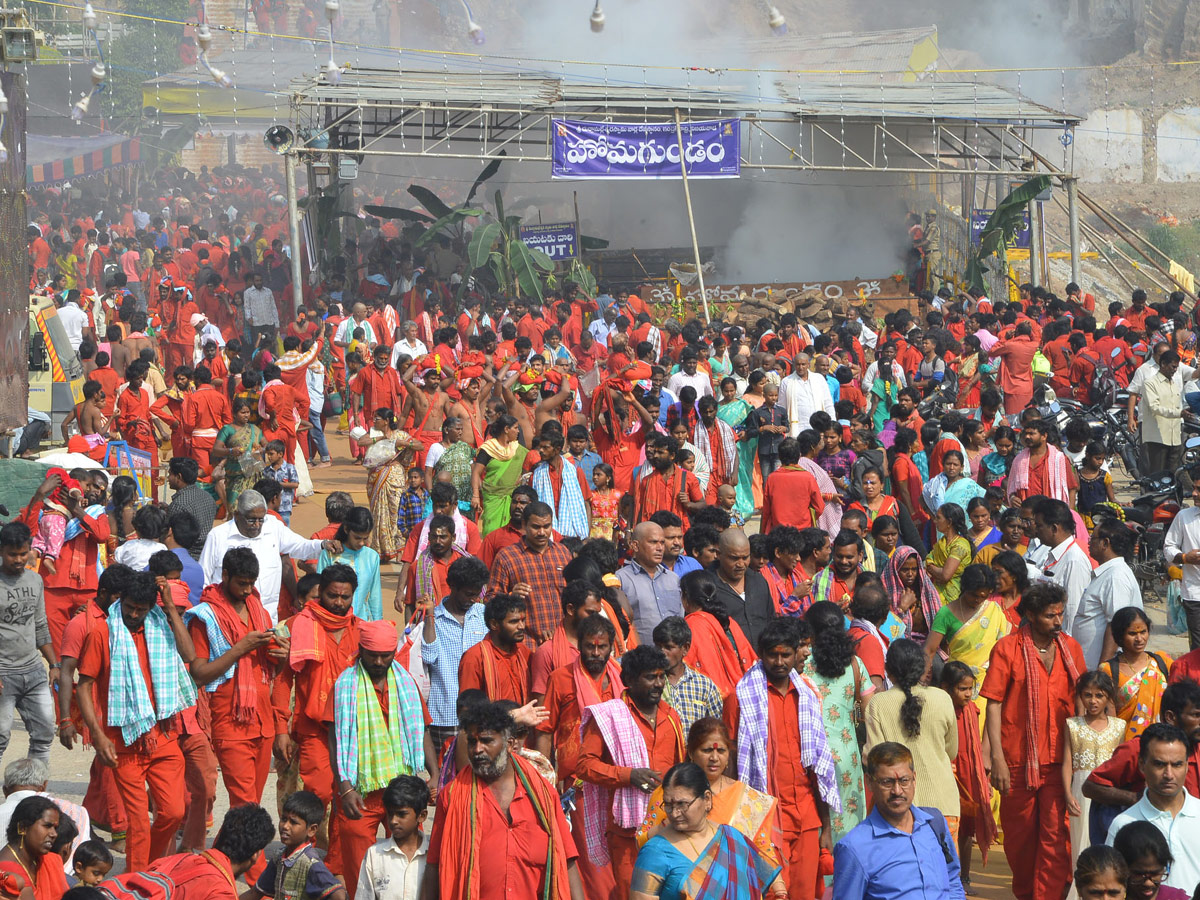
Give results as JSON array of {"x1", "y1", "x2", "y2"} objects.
[{"x1": 674, "y1": 109, "x2": 710, "y2": 324}]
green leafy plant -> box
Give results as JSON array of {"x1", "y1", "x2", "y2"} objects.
[
  {"x1": 967, "y1": 175, "x2": 1052, "y2": 293},
  {"x1": 466, "y1": 190, "x2": 554, "y2": 302}
]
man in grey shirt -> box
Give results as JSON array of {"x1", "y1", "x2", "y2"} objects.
[
  {"x1": 242, "y1": 271, "x2": 279, "y2": 345},
  {"x1": 0, "y1": 521, "x2": 58, "y2": 766},
  {"x1": 616, "y1": 522, "x2": 682, "y2": 641}
]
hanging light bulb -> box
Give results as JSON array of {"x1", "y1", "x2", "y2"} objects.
[
  {"x1": 466, "y1": 19, "x2": 484, "y2": 44},
  {"x1": 324, "y1": 57, "x2": 343, "y2": 83},
  {"x1": 0, "y1": 141, "x2": 8, "y2": 165},
  {"x1": 195, "y1": 22, "x2": 213, "y2": 52},
  {"x1": 767, "y1": 6, "x2": 787, "y2": 35},
  {"x1": 207, "y1": 63, "x2": 233, "y2": 87},
  {"x1": 589, "y1": 0, "x2": 605, "y2": 32},
  {"x1": 0, "y1": 85, "x2": 9, "y2": 114},
  {"x1": 90, "y1": 62, "x2": 106, "y2": 84},
  {"x1": 71, "y1": 92, "x2": 91, "y2": 120},
  {"x1": 83, "y1": 2, "x2": 96, "y2": 30},
  {"x1": 324, "y1": 0, "x2": 339, "y2": 22}
]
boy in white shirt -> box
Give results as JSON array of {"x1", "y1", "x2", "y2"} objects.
[{"x1": 355, "y1": 775, "x2": 428, "y2": 900}]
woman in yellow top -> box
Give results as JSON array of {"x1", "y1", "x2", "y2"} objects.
[
  {"x1": 926, "y1": 503, "x2": 972, "y2": 603},
  {"x1": 637, "y1": 717, "x2": 783, "y2": 872},
  {"x1": 1105, "y1": 607, "x2": 1173, "y2": 741}
]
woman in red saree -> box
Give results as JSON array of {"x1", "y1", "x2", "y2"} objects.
[{"x1": 0, "y1": 797, "x2": 68, "y2": 900}]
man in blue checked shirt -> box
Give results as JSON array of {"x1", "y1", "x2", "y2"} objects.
[
  {"x1": 418, "y1": 555, "x2": 489, "y2": 753},
  {"x1": 833, "y1": 741, "x2": 966, "y2": 900}
]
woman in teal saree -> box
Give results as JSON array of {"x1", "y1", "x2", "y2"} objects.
[
  {"x1": 717, "y1": 376, "x2": 762, "y2": 521},
  {"x1": 631, "y1": 763, "x2": 784, "y2": 900}
]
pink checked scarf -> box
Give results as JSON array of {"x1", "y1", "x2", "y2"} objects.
[
  {"x1": 580, "y1": 698, "x2": 648, "y2": 866},
  {"x1": 1018, "y1": 624, "x2": 1080, "y2": 788},
  {"x1": 796, "y1": 457, "x2": 843, "y2": 538},
  {"x1": 881, "y1": 546, "x2": 942, "y2": 641},
  {"x1": 692, "y1": 418, "x2": 737, "y2": 482},
  {"x1": 1008, "y1": 445, "x2": 1071, "y2": 502}
]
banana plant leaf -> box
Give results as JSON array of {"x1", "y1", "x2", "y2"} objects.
[
  {"x1": 468, "y1": 222, "x2": 502, "y2": 269},
  {"x1": 967, "y1": 175, "x2": 1051, "y2": 292},
  {"x1": 527, "y1": 246, "x2": 555, "y2": 272},
  {"x1": 465, "y1": 151, "x2": 507, "y2": 205},
  {"x1": 414, "y1": 207, "x2": 484, "y2": 248},
  {"x1": 494, "y1": 189, "x2": 506, "y2": 225},
  {"x1": 364, "y1": 204, "x2": 435, "y2": 223},
  {"x1": 408, "y1": 185, "x2": 455, "y2": 220},
  {"x1": 510, "y1": 241, "x2": 545, "y2": 303}
]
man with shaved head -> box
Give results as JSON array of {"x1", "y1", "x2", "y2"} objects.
[
  {"x1": 780, "y1": 352, "x2": 834, "y2": 438},
  {"x1": 712, "y1": 529, "x2": 775, "y2": 646},
  {"x1": 616, "y1": 522, "x2": 682, "y2": 642}
]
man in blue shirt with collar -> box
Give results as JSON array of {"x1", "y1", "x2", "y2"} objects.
[
  {"x1": 833, "y1": 742, "x2": 966, "y2": 900},
  {"x1": 419, "y1": 555, "x2": 489, "y2": 750},
  {"x1": 650, "y1": 511, "x2": 702, "y2": 578}
]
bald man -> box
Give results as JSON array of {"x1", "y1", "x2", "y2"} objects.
[
  {"x1": 615, "y1": 522, "x2": 682, "y2": 642},
  {"x1": 712, "y1": 529, "x2": 775, "y2": 646},
  {"x1": 780, "y1": 352, "x2": 834, "y2": 438}
]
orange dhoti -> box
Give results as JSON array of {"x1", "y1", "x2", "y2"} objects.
[
  {"x1": 335, "y1": 788, "x2": 385, "y2": 897},
  {"x1": 607, "y1": 829, "x2": 640, "y2": 898},
  {"x1": 297, "y1": 731, "x2": 342, "y2": 868},
  {"x1": 179, "y1": 730, "x2": 218, "y2": 852},
  {"x1": 83, "y1": 755, "x2": 128, "y2": 837},
  {"x1": 112, "y1": 739, "x2": 185, "y2": 872},
  {"x1": 571, "y1": 800, "x2": 617, "y2": 900},
  {"x1": 213, "y1": 734, "x2": 273, "y2": 882}
]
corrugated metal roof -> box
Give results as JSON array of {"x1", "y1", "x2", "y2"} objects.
[{"x1": 785, "y1": 81, "x2": 1078, "y2": 122}]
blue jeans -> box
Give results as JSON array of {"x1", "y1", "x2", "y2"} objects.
[
  {"x1": 0, "y1": 666, "x2": 55, "y2": 765},
  {"x1": 307, "y1": 409, "x2": 330, "y2": 461}
]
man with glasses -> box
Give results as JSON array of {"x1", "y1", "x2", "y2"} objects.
[
  {"x1": 199, "y1": 489, "x2": 339, "y2": 621},
  {"x1": 833, "y1": 742, "x2": 966, "y2": 899},
  {"x1": 1106, "y1": 723, "x2": 1200, "y2": 893}
]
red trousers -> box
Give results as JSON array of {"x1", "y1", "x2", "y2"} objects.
[
  {"x1": 83, "y1": 755, "x2": 127, "y2": 835},
  {"x1": 213, "y1": 735, "x2": 272, "y2": 883},
  {"x1": 571, "y1": 801, "x2": 616, "y2": 900},
  {"x1": 998, "y1": 764, "x2": 1072, "y2": 900},
  {"x1": 335, "y1": 789, "x2": 385, "y2": 896},
  {"x1": 112, "y1": 738, "x2": 185, "y2": 872},
  {"x1": 298, "y1": 732, "x2": 342, "y2": 869},
  {"x1": 190, "y1": 435, "x2": 218, "y2": 476},
  {"x1": 179, "y1": 732, "x2": 218, "y2": 852},
  {"x1": 46, "y1": 587, "x2": 90, "y2": 657},
  {"x1": 607, "y1": 829, "x2": 639, "y2": 899},
  {"x1": 782, "y1": 825, "x2": 822, "y2": 900}
]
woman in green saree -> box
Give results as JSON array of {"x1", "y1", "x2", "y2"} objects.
[
  {"x1": 717, "y1": 376, "x2": 761, "y2": 520},
  {"x1": 212, "y1": 397, "x2": 264, "y2": 515},
  {"x1": 470, "y1": 415, "x2": 528, "y2": 536}
]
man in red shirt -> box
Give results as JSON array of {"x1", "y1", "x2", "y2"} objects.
[
  {"x1": 594, "y1": 387, "x2": 655, "y2": 494},
  {"x1": 180, "y1": 365, "x2": 232, "y2": 473},
  {"x1": 150, "y1": 806, "x2": 275, "y2": 900},
  {"x1": 1123, "y1": 289, "x2": 1151, "y2": 333},
  {"x1": 761, "y1": 437, "x2": 825, "y2": 532},
  {"x1": 981, "y1": 582, "x2": 1086, "y2": 900},
  {"x1": 578, "y1": 645, "x2": 684, "y2": 895},
  {"x1": 185, "y1": 549, "x2": 277, "y2": 864},
  {"x1": 516, "y1": 299, "x2": 551, "y2": 353},
  {"x1": 534, "y1": 614, "x2": 621, "y2": 898},
  {"x1": 724, "y1": 617, "x2": 840, "y2": 900},
  {"x1": 479, "y1": 486, "x2": 539, "y2": 567},
  {"x1": 427, "y1": 701, "x2": 582, "y2": 900},
  {"x1": 633, "y1": 433, "x2": 705, "y2": 528},
  {"x1": 458, "y1": 594, "x2": 532, "y2": 705},
  {"x1": 75, "y1": 571, "x2": 196, "y2": 872}
]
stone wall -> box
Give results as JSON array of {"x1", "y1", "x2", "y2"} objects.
[{"x1": 1064, "y1": 107, "x2": 1200, "y2": 183}]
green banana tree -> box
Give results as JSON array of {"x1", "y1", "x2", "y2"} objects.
[{"x1": 467, "y1": 190, "x2": 554, "y2": 303}]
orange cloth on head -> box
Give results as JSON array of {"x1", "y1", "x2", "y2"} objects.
[
  {"x1": 683, "y1": 610, "x2": 755, "y2": 697},
  {"x1": 288, "y1": 603, "x2": 360, "y2": 730}
]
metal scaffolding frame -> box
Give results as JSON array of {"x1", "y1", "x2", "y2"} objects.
[{"x1": 286, "y1": 68, "x2": 1081, "y2": 178}]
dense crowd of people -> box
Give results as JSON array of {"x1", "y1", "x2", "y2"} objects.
[{"x1": 9, "y1": 179, "x2": 1200, "y2": 900}]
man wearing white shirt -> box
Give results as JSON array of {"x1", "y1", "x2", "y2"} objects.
[
  {"x1": 588, "y1": 304, "x2": 618, "y2": 346},
  {"x1": 779, "y1": 353, "x2": 835, "y2": 437},
  {"x1": 1166, "y1": 477, "x2": 1200, "y2": 648},
  {"x1": 190, "y1": 312, "x2": 225, "y2": 364},
  {"x1": 56, "y1": 291, "x2": 91, "y2": 353},
  {"x1": 665, "y1": 349, "x2": 714, "y2": 400},
  {"x1": 860, "y1": 342, "x2": 907, "y2": 398},
  {"x1": 334, "y1": 302, "x2": 377, "y2": 353},
  {"x1": 392, "y1": 319, "x2": 428, "y2": 367},
  {"x1": 1074, "y1": 517, "x2": 1142, "y2": 667},
  {"x1": 199, "y1": 489, "x2": 337, "y2": 621},
  {"x1": 1032, "y1": 498, "x2": 1093, "y2": 637},
  {"x1": 1106, "y1": 723, "x2": 1200, "y2": 894}
]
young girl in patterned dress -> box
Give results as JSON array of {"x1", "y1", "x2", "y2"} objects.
[
  {"x1": 589, "y1": 462, "x2": 622, "y2": 541},
  {"x1": 1064, "y1": 670, "x2": 1125, "y2": 900}
]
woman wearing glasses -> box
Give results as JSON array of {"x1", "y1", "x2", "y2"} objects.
[
  {"x1": 1112, "y1": 820, "x2": 1190, "y2": 900},
  {"x1": 630, "y1": 761, "x2": 784, "y2": 900}
]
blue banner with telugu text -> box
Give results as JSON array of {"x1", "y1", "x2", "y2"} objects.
[{"x1": 551, "y1": 118, "x2": 741, "y2": 180}]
